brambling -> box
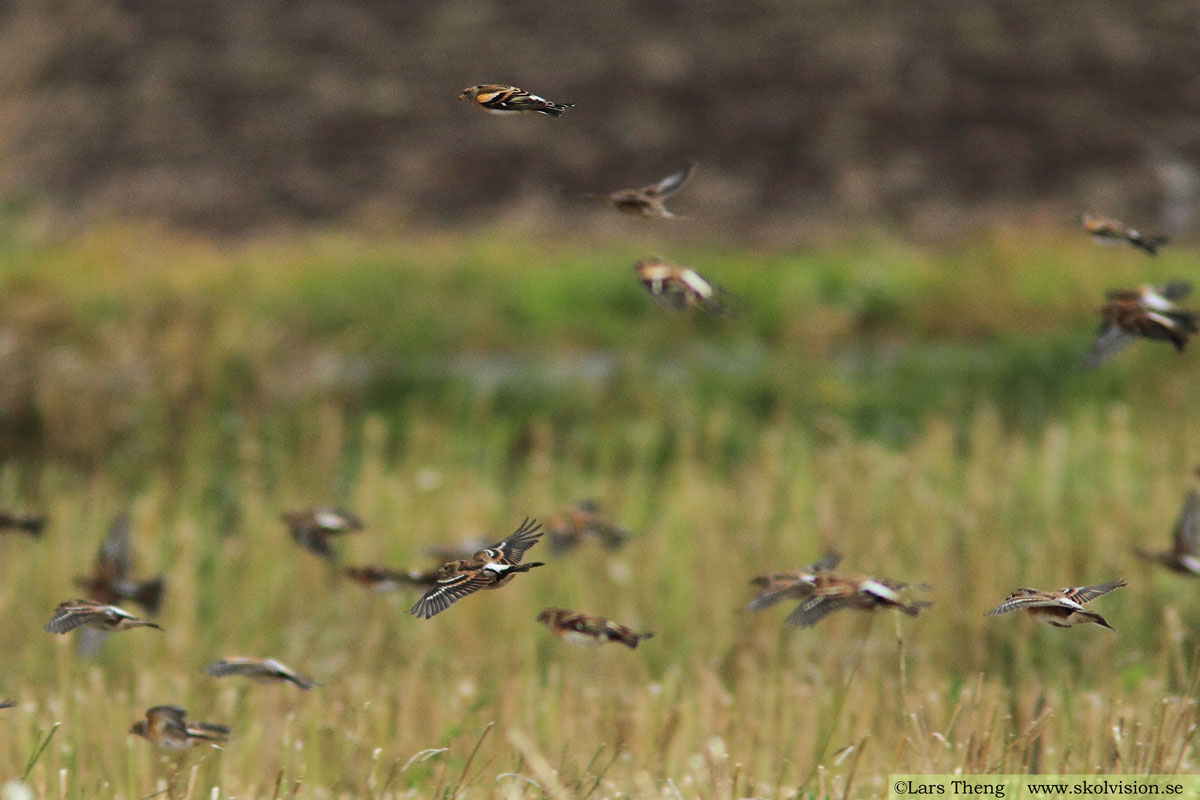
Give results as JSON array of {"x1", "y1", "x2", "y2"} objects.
[
  {"x1": 74, "y1": 513, "x2": 164, "y2": 615},
  {"x1": 634, "y1": 258, "x2": 735, "y2": 315},
  {"x1": 1083, "y1": 281, "x2": 1198, "y2": 367},
  {"x1": 1079, "y1": 214, "x2": 1169, "y2": 255},
  {"x1": 546, "y1": 500, "x2": 630, "y2": 555},
  {"x1": 44, "y1": 599, "x2": 162, "y2": 634},
  {"x1": 459, "y1": 84, "x2": 573, "y2": 117},
  {"x1": 746, "y1": 552, "x2": 843, "y2": 612},
  {"x1": 344, "y1": 565, "x2": 440, "y2": 591},
  {"x1": 780, "y1": 572, "x2": 931, "y2": 627},
  {"x1": 130, "y1": 705, "x2": 229, "y2": 749},
  {"x1": 1135, "y1": 489, "x2": 1200, "y2": 576},
  {"x1": 411, "y1": 517, "x2": 545, "y2": 618},
  {"x1": 282, "y1": 507, "x2": 364, "y2": 559},
  {"x1": 987, "y1": 579, "x2": 1126, "y2": 630},
  {"x1": 205, "y1": 657, "x2": 316, "y2": 689},
  {"x1": 536, "y1": 608, "x2": 654, "y2": 649},
  {"x1": 0, "y1": 512, "x2": 44, "y2": 537},
  {"x1": 605, "y1": 163, "x2": 694, "y2": 218}
]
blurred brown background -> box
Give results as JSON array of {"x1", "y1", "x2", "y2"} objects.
[{"x1": 0, "y1": 0, "x2": 1197, "y2": 238}]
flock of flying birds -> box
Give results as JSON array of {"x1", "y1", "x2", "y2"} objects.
[{"x1": 1, "y1": 84, "x2": 1196, "y2": 752}]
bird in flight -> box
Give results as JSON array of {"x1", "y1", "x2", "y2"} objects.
[
  {"x1": 987, "y1": 579, "x2": 1126, "y2": 630},
  {"x1": 603, "y1": 163, "x2": 695, "y2": 218},
  {"x1": 536, "y1": 608, "x2": 654, "y2": 649},
  {"x1": 1083, "y1": 281, "x2": 1198, "y2": 367},
  {"x1": 44, "y1": 599, "x2": 162, "y2": 634},
  {"x1": 0, "y1": 511, "x2": 44, "y2": 537},
  {"x1": 410, "y1": 518, "x2": 545, "y2": 618},
  {"x1": 774, "y1": 571, "x2": 930, "y2": 628},
  {"x1": 459, "y1": 85, "x2": 573, "y2": 117},
  {"x1": 204, "y1": 657, "x2": 316, "y2": 689},
  {"x1": 282, "y1": 508, "x2": 364, "y2": 559},
  {"x1": 545, "y1": 500, "x2": 631, "y2": 556},
  {"x1": 1078, "y1": 214, "x2": 1169, "y2": 255},
  {"x1": 130, "y1": 705, "x2": 230, "y2": 749},
  {"x1": 1135, "y1": 489, "x2": 1200, "y2": 576},
  {"x1": 634, "y1": 259, "x2": 735, "y2": 315},
  {"x1": 74, "y1": 513, "x2": 164, "y2": 615},
  {"x1": 746, "y1": 552, "x2": 844, "y2": 612}
]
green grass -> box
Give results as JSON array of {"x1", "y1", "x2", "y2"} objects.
[
  {"x1": 0, "y1": 223, "x2": 1197, "y2": 468},
  {"x1": 0, "y1": 225, "x2": 1198, "y2": 796}
]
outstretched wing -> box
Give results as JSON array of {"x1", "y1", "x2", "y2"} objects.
[
  {"x1": 986, "y1": 592, "x2": 1058, "y2": 616},
  {"x1": 76, "y1": 628, "x2": 110, "y2": 658},
  {"x1": 785, "y1": 595, "x2": 852, "y2": 627},
  {"x1": 1082, "y1": 323, "x2": 1136, "y2": 368},
  {"x1": 97, "y1": 513, "x2": 133, "y2": 579},
  {"x1": 45, "y1": 602, "x2": 108, "y2": 634},
  {"x1": 410, "y1": 572, "x2": 495, "y2": 619},
  {"x1": 747, "y1": 580, "x2": 810, "y2": 611},
  {"x1": 491, "y1": 518, "x2": 543, "y2": 562},
  {"x1": 1173, "y1": 489, "x2": 1200, "y2": 557},
  {"x1": 1067, "y1": 579, "x2": 1126, "y2": 605},
  {"x1": 642, "y1": 163, "x2": 694, "y2": 198},
  {"x1": 808, "y1": 551, "x2": 843, "y2": 573},
  {"x1": 205, "y1": 659, "x2": 259, "y2": 679},
  {"x1": 146, "y1": 704, "x2": 189, "y2": 726}
]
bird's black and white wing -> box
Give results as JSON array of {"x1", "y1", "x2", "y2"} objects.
[
  {"x1": 410, "y1": 572, "x2": 495, "y2": 619},
  {"x1": 491, "y1": 518, "x2": 543, "y2": 562}
]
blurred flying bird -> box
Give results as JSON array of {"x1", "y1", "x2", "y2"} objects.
[
  {"x1": 746, "y1": 551, "x2": 844, "y2": 612},
  {"x1": 0, "y1": 512, "x2": 44, "y2": 537},
  {"x1": 634, "y1": 258, "x2": 735, "y2": 315},
  {"x1": 422, "y1": 536, "x2": 491, "y2": 562},
  {"x1": 411, "y1": 518, "x2": 545, "y2": 619},
  {"x1": 1083, "y1": 281, "x2": 1198, "y2": 367},
  {"x1": 987, "y1": 579, "x2": 1126, "y2": 630},
  {"x1": 545, "y1": 500, "x2": 631, "y2": 555},
  {"x1": 282, "y1": 508, "x2": 364, "y2": 559},
  {"x1": 774, "y1": 572, "x2": 931, "y2": 628},
  {"x1": 536, "y1": 608, "x2": 654, "y2": 649},
  {"x1": 459, "y1": 84, "x2": 573, "y2": 117},
  {"x1": 44, "y1": 599, "x2": 162, "y2": 634},
  {"x1": 74, "y1": 513, "x2": 164, "y2": 615},
  {"x1": 0, "y1": 699, "x2": 14, "y2": 710},
  {"x1": 1135, "y1": 489, "x2": 1200, "y2": 576},
  {"x1": 204, "y1": 657, "x2": 316, "y2": 689},
  {"x1": 1078, "y1": 214, "x2": 1169, "y2": 255},
  {"x1": 602, "y1": 163, "x2": 695, "y2": 218},
  {"x1": 130, "y1": 705, "x2": 230, "y2": 749},
  {"x1": 344, "y1": 565, "x2": 440, "y2": 591}
]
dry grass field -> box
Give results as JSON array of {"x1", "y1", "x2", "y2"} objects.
[{"x1": 0, "y1": 227, "x2": 1198, "y2": 798}]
